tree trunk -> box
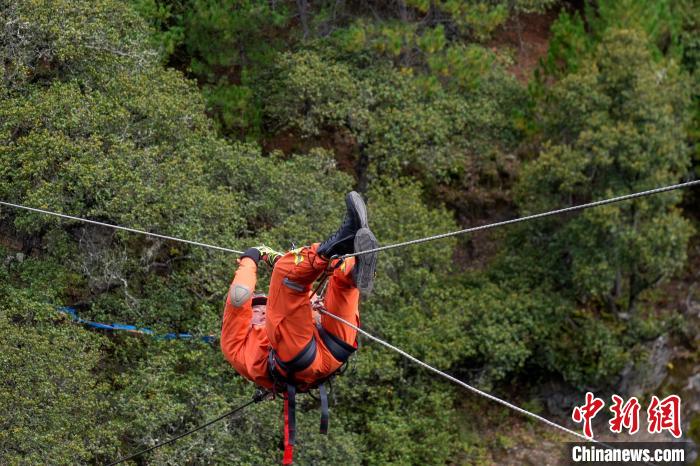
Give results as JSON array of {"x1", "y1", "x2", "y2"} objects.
[
  {"x1": 398, "y1": 0, "x2": 409, "y2": 22},
  {"x1": 355, "y1": 143, "x2": 370, "y2": 194},
  {"x1": 296, "y1": 0, "x2": 310, "y2": 39}
]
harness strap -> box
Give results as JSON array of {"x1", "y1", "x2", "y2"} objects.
[
  {"x1": 319, "y1": 383, "x2": 329, "y2": 434},
  {"x1": 317, "y1": 323, "x2": 356, "y2": 363},
  {"x1": 271, "y1": 340, "x2": 314, "y2": 466},
  {"x1": 283, "y1": 386, "x2": 296, "y2": 465},
  {"x1": 271, "y1": 323, "x2": 355, "y2": 464},
  {"x1": 273, "y1": 337, "x2": 317, "y2": 375}
]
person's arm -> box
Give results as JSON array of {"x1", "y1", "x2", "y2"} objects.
[{"x1": 220, "y1": 255, "x2": 258, "y2": 377}]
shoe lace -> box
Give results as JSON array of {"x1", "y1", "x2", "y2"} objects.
[{"x1": 326, "y1": 213, "x2": 352, "y2": 242}]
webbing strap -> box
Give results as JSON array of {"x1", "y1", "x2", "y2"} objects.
[
  {"x1": 283, "y1": 385, "x2": 297, "y2": 465},
  {"x1": 287, "y1": 385, "x2": 297, "y2": 446},
  {"x1": 317, "y1": 324, "x2": 356, "y2": 363},
  {"x1": 273, "y1": 338, "x2": 317, "y2": 375},
  {"x1": 319, "y1": 383, "x2": 329, "y2": 434}
]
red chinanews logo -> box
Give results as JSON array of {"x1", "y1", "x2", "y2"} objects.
[{"x1": 571, "y1": 392, "x2": 682, "y2": 439}]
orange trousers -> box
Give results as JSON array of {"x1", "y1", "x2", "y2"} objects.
[{"x1": 220, "y1": 244, "x2": 360, "y2": 389}]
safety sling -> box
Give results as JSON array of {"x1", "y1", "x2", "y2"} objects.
[{"x1": 268, "y1": 324, "x2": 356, "y2": 465}]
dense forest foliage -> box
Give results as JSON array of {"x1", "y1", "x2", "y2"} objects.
[{"x1": 1, "y1": 0, "x2": 699, "y2": 464}]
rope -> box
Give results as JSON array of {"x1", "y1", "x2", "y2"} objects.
[
  {"x1": 106, "y1": 390, "x2": 268, "y2": 466},
  {"x1": 58, "y1": 306, "x2": 217, "y2": 344},
  {"x1": 318, "y1": 309, "x2": 594, "y2": 443},
  {"x1": 0, "y1": 201, "x2": 244, "y2": 254},
  {"x1": 320, "y1": 274, "x2": 599, "y2": 444},
  {"x1": 2, "y1": 179, "x2": 698, "y2": 259},
  {"x1": 318, "y1": 308, "x2": 659, "y2": 465},
  {"x1": 342, "y1": 179, "x2": 700, "y2": 258}
]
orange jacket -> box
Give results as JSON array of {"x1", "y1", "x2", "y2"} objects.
[{"x1": 220, "y1": 258, "x2": 274, "y2": 388}]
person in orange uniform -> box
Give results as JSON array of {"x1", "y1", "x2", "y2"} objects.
[{"x1": 220, "y1": 192, "x2": 377, "y2": 464}]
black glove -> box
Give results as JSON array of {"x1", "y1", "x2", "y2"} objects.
[{"x1": 240, "y1": 247, "x2": 261, "y2": 264}]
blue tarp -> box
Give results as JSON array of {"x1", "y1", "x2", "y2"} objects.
[{"x1": 57, "y1": 306, "x2": 216, "y2": 344}]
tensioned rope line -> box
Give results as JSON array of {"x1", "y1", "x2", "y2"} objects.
[
  {"x1": 317, "y1": 308, "x2": 594, "y2": 443},
  {"x1": 106, "y1": 391, "x2": 268, "y2": 466},
  {"x1": 0, "y1": 201, "x2": 244, "y2": 255},
  {"x1": 318, "y1": 307, "x2": 661, "y2": 465},
  {"x1": 2, "y1": 180, "x2": 698, "y2": 259},
  {"x1": 342, "y1": 179, "x2": 700, "y2": 258}
]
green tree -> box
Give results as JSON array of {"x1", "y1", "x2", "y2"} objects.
[
  {"x1": 130, "y1": 0, "x2": 292, "y2": 138},
  {"x1": 263, "y1": 49, "x2": 524, "y2": 216},
  {"x1": 0, "y1": 288, "x2": 119, "y2": 465},
  {"x1": 400, "y1": 0, "x2": 557, "y2": 41},
  {"x1": 516, "y1": 29, "x2": 693, "y2": 314},
  {"x1": 674, "y1": 0, "x2": 700, "y2": 195},
  {"x1": 544, "y1": 0, "x2": 685, "y2": 78},
  {"x1": 0, "y1": 2, "x2": 487, "y2": 464}
]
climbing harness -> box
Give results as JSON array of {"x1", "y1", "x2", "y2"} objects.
[
  {"x1": 267, "y1": 338, "x2": 319, "y2": 465},
  {"x1": 266, "y1": 262, "x2": 356, "y2": 465},
  {"x1": 267, "y1": 333, "x2": 355, "y2": 465}
]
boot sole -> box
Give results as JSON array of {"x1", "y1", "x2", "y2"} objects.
[
  {"x1": 353, "y1": 227, "x2": 378, "y2": 296},
  {"x1": 346, "y1": 191, "x2": 368, "y2": 230}
]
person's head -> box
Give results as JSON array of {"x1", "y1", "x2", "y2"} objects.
[
  {"x1": 251, "y1": 293, "x2": 267, "y2": 325},
  {"x1": 252, "y1": 293, "x2": 267, "y2": 312}
]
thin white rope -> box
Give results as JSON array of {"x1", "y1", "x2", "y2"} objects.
[
  {"x1": 3, "y1": 179, "x2": 697, "y2": 259},
  {"x1": 342, "y1": 179, "x2": 700, "y2": 258},
  {"x1": 318, "y1": 308, "x2": 597, "y2": 444},
  {"x1": 0, "y1": 201, "x2": 244, "y2": 254},
  {"x1": 321, "y1": 308, "x2": 661, "y2": 466}
]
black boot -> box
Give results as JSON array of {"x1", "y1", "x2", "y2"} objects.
[
  {"x1": 353, "y1": 227, "x2": 378, "y2": 296},
  {"x1": 317, "y1": 191, "x2": 367, "y2": 259},
  {"x1": 318, "y1": 192, "x2": 378, "y2": 296}
]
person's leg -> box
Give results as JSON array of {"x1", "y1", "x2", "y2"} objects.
[
  {"x1": 266, "y1": 244, "x2": 328, "y2": 361},
  {"x1": 320, "y1": 257, "x2": 359, "y2": 345},
  {"x1": 266, "y1": 191, "x2": 375, "y2": 361}
]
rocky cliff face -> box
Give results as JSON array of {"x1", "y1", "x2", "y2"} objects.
[
  {"x1": 490, "y1": 246, "x2": 700, "y2": 466},
  {"x1": 662, "y1": 291, "x2": 700, "y2": 463}
]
